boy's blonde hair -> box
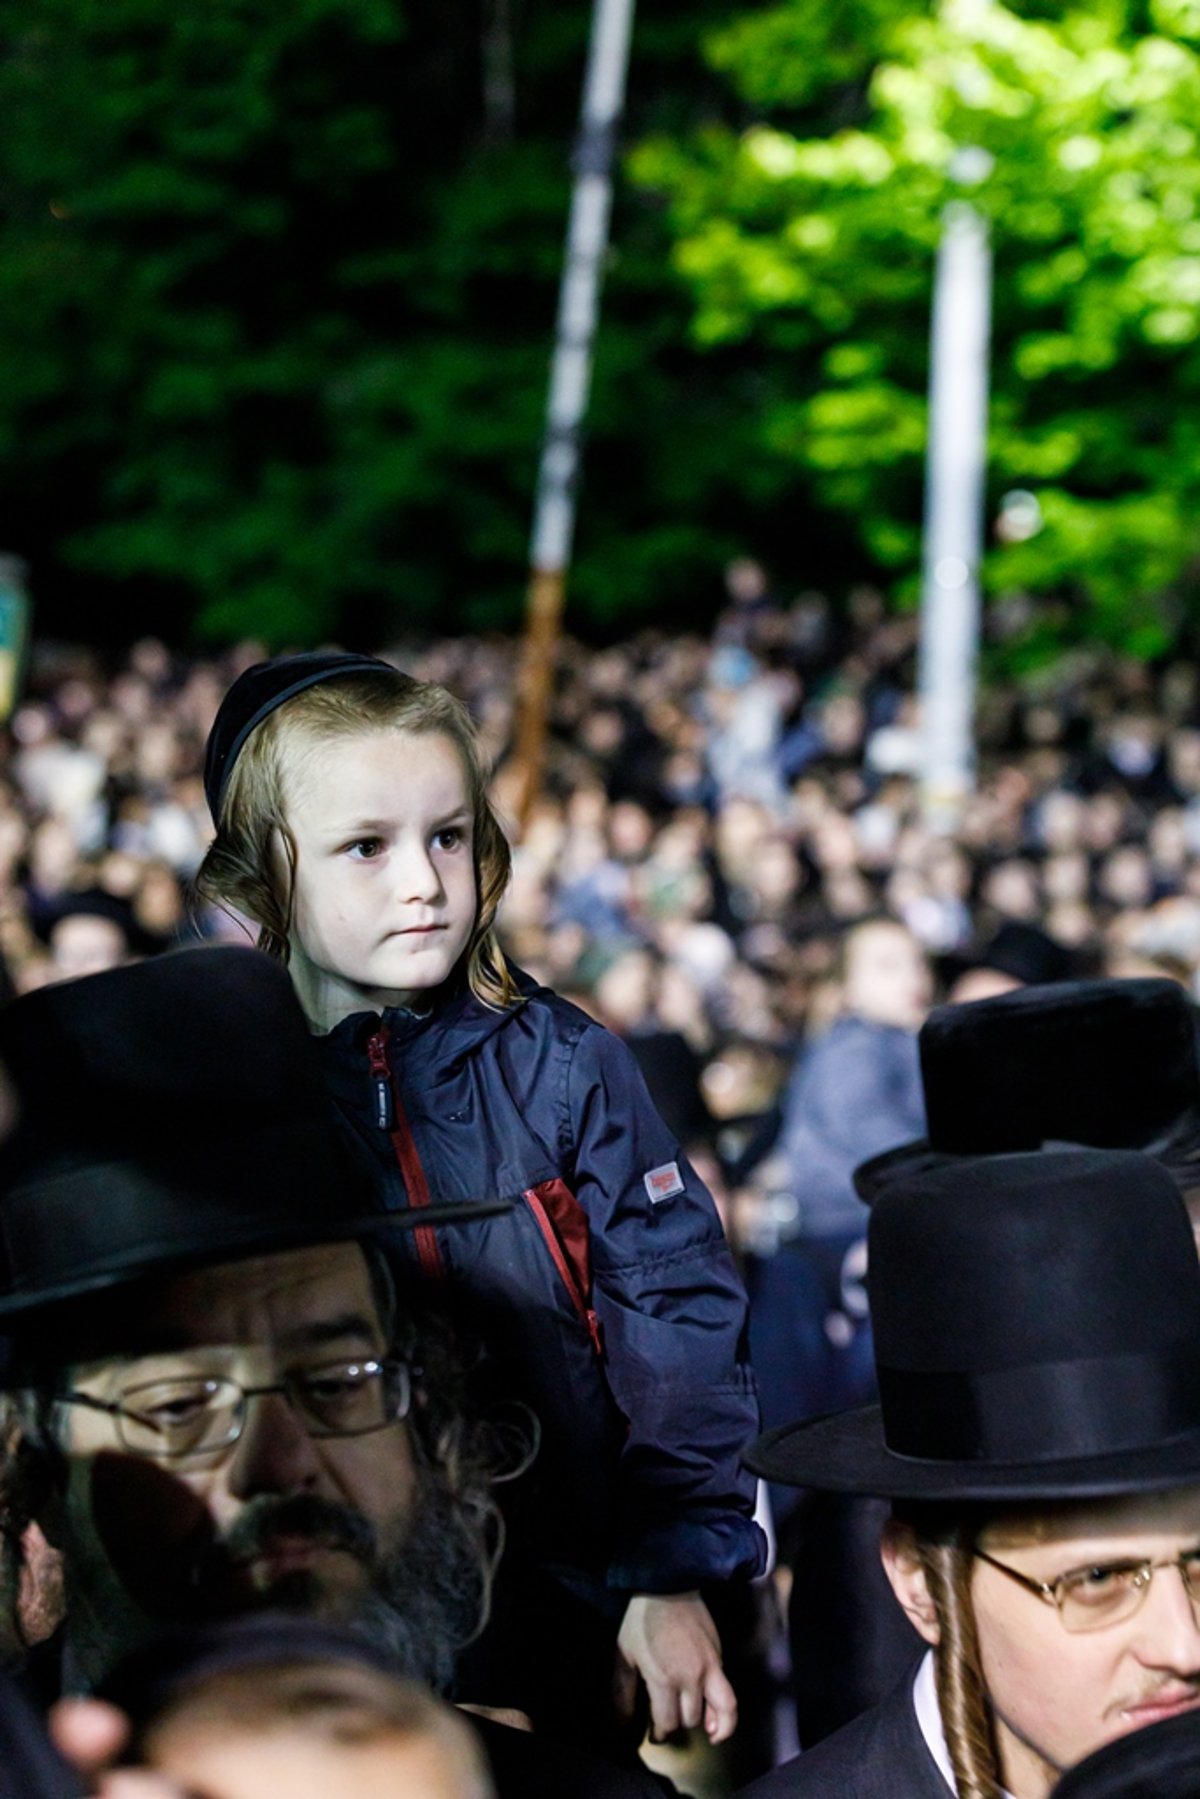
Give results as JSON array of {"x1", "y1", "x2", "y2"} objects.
[{"x1": 195, "y1": 669, "x2": 518, "y2": 1011}]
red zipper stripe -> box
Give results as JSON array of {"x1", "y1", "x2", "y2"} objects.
[{"x1": 367, "y1": 1027, "x2": 443, "y2": 1280}]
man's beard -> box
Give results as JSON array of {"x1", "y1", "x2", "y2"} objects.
[
  {"x1": 63, "y1": 1469, "x2": 488, "y2": 1696},
  {"x1": 219, "y1": 1482, "x2": 486, "y2": 1693}
]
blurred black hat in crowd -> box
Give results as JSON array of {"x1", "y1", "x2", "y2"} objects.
[
  {"x1": 32, "y1": 887, "x2": 160, "y2": 960},
  {"x1": 937, "y1": 919, "x2": 1076, "y2": 992},
  {"x1": 749, "y1": 1148, "x2": 1200, "y2": 1499},
  {"x1": 854, "y1": 977, "x2": 1200, "y2": 1205},
  {"x1": 0, "y1": 946, "x2": 509, "y2": 1321}
]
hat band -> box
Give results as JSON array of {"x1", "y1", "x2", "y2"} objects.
[{"x1": 878, "y1": 1344, "x2": 1200, "y2": 1464}]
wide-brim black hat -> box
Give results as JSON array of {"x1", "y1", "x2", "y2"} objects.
[
  {"x1": 1051, "y1": 1707, "x2": 1200, "y2": 1799},
  {"x1": 855, "y1": 978, "x2": 1200, "y2": 1205},
  {"x1": 0, "y1": 947, "x2": 510, "y2": 1321},
  {"x1": 749, "y1": 1148, "x2": 1200, "y2": 1498},
  {"x1": 203, "y1": 650, "x2": 400, "y2": 820}
]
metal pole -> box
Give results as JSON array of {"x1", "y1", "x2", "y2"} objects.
[
  {"x1": 917, "y1": 197, "x2": 992, "y2": 830},
  {"x1": 511, "y1": 0, "x2": 637, "y2": 828}
]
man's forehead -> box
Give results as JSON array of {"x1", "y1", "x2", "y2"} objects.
[
  {"x1": 61, "y1": 1239, "x2": 383, "y2": 1365},
  {"x1": 985, "y1": 1483, "x2": 1200, "y2": 1552}
]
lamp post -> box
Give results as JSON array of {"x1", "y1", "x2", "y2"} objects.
[{"x1": 917, "y1": 160, "x2": 993, "y2": 831}]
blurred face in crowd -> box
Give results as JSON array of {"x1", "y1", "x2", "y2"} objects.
[
  {"x1": 751, "y1": 836, "x2": 802, "y2": 912},
  {"x1": 1169, "y1": 730, "x2": 1200, "y2": 797},
  {"x1": 885, "y1": 1487, "x2": 1200, "y2": 1798},
  {"x1": 280, "y1": 729, "x2": 478, "y2": 1030},
  {"x1": 594, "y1": 949, "x2": 657, "y2": 1034},
  {"x1": 842, "y1": 921, "x2": 931, "y2": 1031},
  {"x1": 1097, "y1": 846, "x2": 1154, "y2": 912},
  {"x1": 49, "y1": 913, "x2": 129, "y2": 982},
  {"x1": 982, "y1": 859, "x2": 1042, "y2": 923},
  {"x1": 48, "y1": 1243, "x2": 423, "y2": 1684}
]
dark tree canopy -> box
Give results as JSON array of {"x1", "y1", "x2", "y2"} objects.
[
  {"x1": 6, "y1": 0, "x2": 1200, "y2": 655},
  {"x1": 0, "y1": 0, "x2": 800, "y2": 646}
]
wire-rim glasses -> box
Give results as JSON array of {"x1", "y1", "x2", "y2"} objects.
[
  {"x1": 61, "y1": 1358, "x2": 412, "y2": 1462},
  {"x1": 974, "y1": 1545, "x2": 1200, "y2": 1633}
]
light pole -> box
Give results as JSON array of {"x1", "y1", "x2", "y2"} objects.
[{"x1": 917, "y1": 163, "x2": 993, "y2": 831}]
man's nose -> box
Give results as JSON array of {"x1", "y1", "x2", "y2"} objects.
[
  {"x1": 226, "y1": 1391, "x2": 323, "y2": 1500},
  {"x1": 1136, "y1": 1564, "x2": 1200, "y2": 1672}
]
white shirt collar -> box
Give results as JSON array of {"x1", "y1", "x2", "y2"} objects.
[{"x1": 912, "y1": 1650, "x2": 1016, "y2": 1798}]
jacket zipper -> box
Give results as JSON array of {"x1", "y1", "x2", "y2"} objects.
[
  {"x1": 524, "y1": 1187, "x2": 603, "y2": 1357},
  {"x1": 366, "y1": 1026, "x2": 443, "y2": 1280}
]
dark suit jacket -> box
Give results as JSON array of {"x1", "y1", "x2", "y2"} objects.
[
  {"x1": 473, "y1": 1716, "x2": 676, "y2": 1797},
  {"x1": 736, "y1": 1673, "x2": 952, "y2": 1798}
]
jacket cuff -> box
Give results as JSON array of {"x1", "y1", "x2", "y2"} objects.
[{"x1": 606, "y1": 1515, "x2": 768, "y2": 1594}]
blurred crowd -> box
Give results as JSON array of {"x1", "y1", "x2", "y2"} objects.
[
  {"x1": 5, "y1": 568, "x2": 1200, "y2": 1244},
  {"x1": 6, "y1": 572, "x2": 1200, "y2": 1788}
]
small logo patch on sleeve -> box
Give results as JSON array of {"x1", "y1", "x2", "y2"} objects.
[{"x1": 644, "y1": 1161, "x2": 685, "y2": 1204}]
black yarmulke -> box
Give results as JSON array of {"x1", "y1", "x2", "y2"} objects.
[{"x1": 203, "y1": 650, "x2": 400, "y2": 820}]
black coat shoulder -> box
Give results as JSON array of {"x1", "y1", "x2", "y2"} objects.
[
  {"x1": 471, "y1": 1716, "x2": 676, "y2": 1798},
  {"x1": 736, "y1": 1676, "x2": 950, "y2": 1799}
]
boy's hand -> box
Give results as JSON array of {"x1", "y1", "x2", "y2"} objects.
[{"x1": 614, "y1": 1592, "x2": 738, "y2": 1744}]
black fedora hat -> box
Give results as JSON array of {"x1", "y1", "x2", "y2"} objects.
[
  {"x1": 203, "y1": 650, "x2": 400, "y2": 820},
  {"x1": 748, "y1": 1148, "x2": 1200, "y2": 1498},
  {"x1": 855, "y1": 978, "x2": 1200, "y2": 1205},
  {"x1": 1051, "y1": 1707, "x2": 1200, "y2": 1799},
  {"x1": 0, "y1": 946, "x2": 510, "y2": 1321}
]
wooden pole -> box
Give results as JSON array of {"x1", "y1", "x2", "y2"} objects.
[{"x1": 512, "y1": 0, "x2": 637, "y2": 829}]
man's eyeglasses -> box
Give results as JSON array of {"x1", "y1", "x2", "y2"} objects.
[
  {"x1": 61, "y1": 1359, "x2": 412, "y2": 1462},
  {"x1": 975, "y1": 1545, "x2": 1200, "y2": 1633}
]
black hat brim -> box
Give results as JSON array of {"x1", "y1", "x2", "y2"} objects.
[
  {"x1": 0, "y1": 1192, "x2": 513, "y2": 1322},
  {"x1": 855, "y1": 1134, "x2": 1200, "y2": 1206},
  {"x1": 747, "y1": 1404, "x2": 1200, "y2": 1500}
]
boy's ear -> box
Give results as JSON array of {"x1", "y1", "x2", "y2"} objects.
[{"x1": 881, "y1": 1520, "x2": 941, "y2": 1646}]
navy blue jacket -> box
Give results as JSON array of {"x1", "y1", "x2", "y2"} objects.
[{"x1": 319, "y1": 973, "x2": 765, "y2": 1597}]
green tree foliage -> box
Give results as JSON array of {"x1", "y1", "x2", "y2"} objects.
[
  {"x1": 0, "y1": 0, "x2": 793, "y2": 644},
  {"x1": 634, "y1": 0, "x2": 1200, "y2": 657}
]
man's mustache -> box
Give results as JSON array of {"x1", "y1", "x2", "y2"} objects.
[
  {"x1": 86, "y1": 1452, "x2": 382, "y2": 1625},
  {"x1": 1108, "y1": 1675, "x2": 1200, "y2": 1718},
  {"x1": 221, "y1": 1492, "x2": 378, "y2": 1566}
]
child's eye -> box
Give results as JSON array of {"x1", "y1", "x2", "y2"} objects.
[
  {"x1": 433, "y1": 826, "x2": 466, "y2": 852},
  {"x1": 346, "y1": 838, "x2": 384, "y2": 860}
]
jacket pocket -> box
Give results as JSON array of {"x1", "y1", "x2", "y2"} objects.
[{"x1": 523, "y1": 1178, "x2": 603, "y2": 1359}]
